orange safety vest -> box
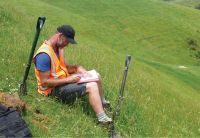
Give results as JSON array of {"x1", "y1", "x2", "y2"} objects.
[{"x1": 33, "y1": 42, "x2": 69, "y2": 96}]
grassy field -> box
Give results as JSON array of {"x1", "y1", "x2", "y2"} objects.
[
  {"x1": 157, "y1": 0, "x2": 200, "y2": 8},
  {"x1": 0, "y1": 0, "x2": 200, "y2": 137}
]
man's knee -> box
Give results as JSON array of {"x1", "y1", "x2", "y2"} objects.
[
  {"x1": 96, "y1": 72, "x2": 101, "y2": 79},
  {"x1": 86, "y1": 82, "x2": 98, "y2": 93},
  {"x1": 96, "y1": 72, "x2": 102, "y2": 84}
]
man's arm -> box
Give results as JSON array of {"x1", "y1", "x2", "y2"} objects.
[
  {"x1": 66, "y1": 65, "x2": 87, "y2": 74},
  {"x1": 35, "y1": 53, "x2": 80, "y2": 88},
  {"x1": 39, "y1": 71, "x2": 80, "y2": 88}
]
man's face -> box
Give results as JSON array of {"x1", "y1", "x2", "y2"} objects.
[{"x1": 57, "y1": 35, "x2": 69, "y2": 49}]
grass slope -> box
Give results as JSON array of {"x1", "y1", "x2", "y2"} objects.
[
  {"x1": 0, "y1": 0, "x2": 200, "y2": 137},
  {"x1": 158, "y1": 0, "x2": 200, "y2": 8}
]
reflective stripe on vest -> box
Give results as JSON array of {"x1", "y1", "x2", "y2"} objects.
[{"x1": 33, "y1": 43, "x2": 69, "y2": 96}]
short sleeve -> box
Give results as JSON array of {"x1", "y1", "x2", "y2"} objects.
[{"x1": 35, "y1": 53, "x2": 51, "y2": 71}]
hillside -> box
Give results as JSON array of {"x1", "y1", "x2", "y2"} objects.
[
  {"x1": 0, "y1": 0, "x2": 200, "y2": 137},
  {"x1": 158, "y1": 0, "x2": 200, "y2": 8}
]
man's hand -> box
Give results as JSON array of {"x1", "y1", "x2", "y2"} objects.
[
  {"x1": 67, "y1": 75, "x2": 81, "y2": 83},
  {"x1": 76, "y1": 65, "x2": 87, "y2": 74},
  {"x1": 39, "y1": 71, "x2": 81, "y2": 87},
  {"x1": 66, "y1": 64, "x2": 87, "y2": 74}
]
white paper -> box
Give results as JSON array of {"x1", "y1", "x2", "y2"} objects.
[{"x1": 77, "y1": 69, "x2": 99, "y2": 83}]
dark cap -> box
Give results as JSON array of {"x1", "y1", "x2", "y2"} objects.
[{"x1": 57, "y1": 25, "x2": 77, "y2": 44}]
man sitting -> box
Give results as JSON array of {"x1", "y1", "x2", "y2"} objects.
[{"x1": 33, "y1": 25, "x2": 111, "y2": 124}]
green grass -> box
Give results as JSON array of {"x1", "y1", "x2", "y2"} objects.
[
  {"x1": 156, "y1": 0, "x2": 200, "y2": 8},
  {"x1": 0, "y1": 0, "x2": 200, "y2": 137}
]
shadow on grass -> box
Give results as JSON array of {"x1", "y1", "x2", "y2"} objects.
[{"x1": 50, "y1": 94, "x2": 95, "y2": 118}]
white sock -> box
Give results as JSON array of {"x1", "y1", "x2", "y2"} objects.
[
  {"x1": 101, "y1": 97, "x2": 106, "y2": 103},
  {"x1": 97, "y1": 112, "x2": 110, "y2": 121}
]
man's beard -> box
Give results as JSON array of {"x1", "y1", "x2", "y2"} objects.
[{"x1": 56, "y1": 41, "x2": 64, "y2": 49}]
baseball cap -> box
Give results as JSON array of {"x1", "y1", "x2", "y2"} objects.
[{"x1": 57, "y1": 25, "x2": 77, "y2": 44}]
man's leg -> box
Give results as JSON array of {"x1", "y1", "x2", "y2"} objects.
[
  {"x1": 96, "y1": 73, "x2": 103, "y2": 98},
  {"x1": 96, "y1": 73, "x2": 110, "y2": 106},
  {"x1": 51, "y1": 83, "x2": 87, "y2": 104},
  {"x1": 86, "y1": 82, "x2": 103, "y2": 114},
  {"x1": 86, "y1": 82, "x2": 112, "y2": 123},
  {"x1": 52, "y1": 82, "x2": 111, "y2": 123}
]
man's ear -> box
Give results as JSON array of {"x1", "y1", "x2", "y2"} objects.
[
  {"x1": 57, "y1": 33, "x2": 63, "y2": 41},
  {"x1": 54, "y1": 32, "x2": 60, "y2": 40},
  {"x1": 56, "y1": 32, "x2": 62, "y2": 37}
]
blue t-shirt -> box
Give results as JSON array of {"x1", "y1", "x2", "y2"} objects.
[
  {"x1": 35, "y1": 53, "x2": 51, "y2": 71},
  {"x1": 35, "y1": 50, "x2": 59, "y2": 71}
]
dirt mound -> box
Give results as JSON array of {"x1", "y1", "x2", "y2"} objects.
[{"x1": 0, "y1": 92, "x2": 26, "y2": 111}]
